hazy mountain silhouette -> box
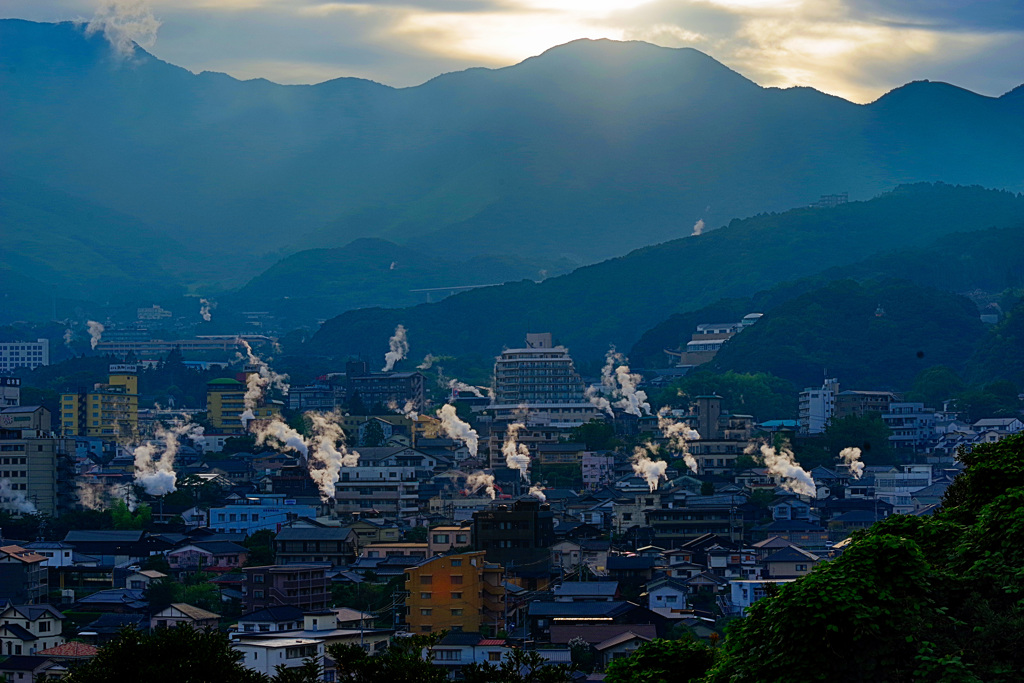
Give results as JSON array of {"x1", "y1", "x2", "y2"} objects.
[{"x1": 3, "y1": 18, "x2": 1024, "y2": 305}]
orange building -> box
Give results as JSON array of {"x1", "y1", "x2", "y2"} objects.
[{"x1": 404, "y1": 551, "x2": 504, "y2": 634}]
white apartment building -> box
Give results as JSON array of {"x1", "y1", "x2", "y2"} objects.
[
  {"x1": 0, "y1": 340, "x2": 49, "y2": 372},
  {"x1": 798, "y1": 378, "x2": 839, "y2": 434}
]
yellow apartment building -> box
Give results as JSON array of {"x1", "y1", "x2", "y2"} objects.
[{"x1": 404, "y1": 550, "x2": 504, "y2": 634}]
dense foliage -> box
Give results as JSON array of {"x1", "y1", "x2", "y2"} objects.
[{"x1": 652, "y1": 370, "x2": 797, "y2": 423}]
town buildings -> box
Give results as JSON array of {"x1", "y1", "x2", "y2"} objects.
[
  {"x1": 0, "y1": 339, "x2": 49, "y2": 372},
  {"x1": 0, "y1": 406, "x2": 75, "y2": 516},
  {"x1": 60, "y1": 365, "x2": 139, "y2": 442},
  {"x1": 241, "y1": 564, "x2": 331, "y2": 613},
  {"x1": 404, "y1": 551, "x2": 505, "y2": 634},
  {"x1": 798, "y1": 378, "x2": 839, "y2": 434}
]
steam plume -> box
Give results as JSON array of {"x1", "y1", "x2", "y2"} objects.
[
  {"x1": 0, "y1": 479, "x2": 37, "y2": 514},
  {"x1": 87, "y1": 321, "x2": 105, "y2": 350},
  {"x1": 448, "y1": 379, "x2": 492, "y2": 400},
  {"x1": 199, "y1": 298, "x2": 215, "y2": 322},
  {"x1": 389, "y1": 399, "x2": 419, "y2": 421},
  {"x1": 586, "y1": 347, "x2": 650, "y2": 417},
  {"x1": 437, "y1": 404, "x2": 479, "y2": 457},
  {"x1": 85, "y1": 0, "x2": 161, "y2": 58},
  {"x1": 502, "y1": 423, "x2": 531, "y2": 481},
  {"x1": 466, "y1": 471, "x2": 496, "y2": 499},
  {"x1": 657, "y1": 407, "x2": 700, "y2": 473},
  {"x1": 382, "y1": 324, "x2": 409, "y2": 372},
  {"x1": 692, "y1": 219, "x2": 705, "y2": 236},
  {"x1": 306, "y1": 411, "x2": 360, "y2": 501},
  {"x1": 631, "y1": 446, "x2": 668, "y2": 492},
  {"x1": 418, "y1": 354, "x2": 437, "y2": 370},
  {"x1": 63, "y1": 329, "x2": 74, "y2": 346},
  {"x1": 76, "y1": 479, "x2": 129, "y2": 510},
  {"x1": 133, "y1": 421, "x2": 204, "y2": 496},
  {"x1": 254, "y1": 419, "x2": 308, "y2": 458},
  {"x1": 748, "y1": 442, "x2": 817, "y2": 497},
  {"x1": 528, "y1": 485, "x2": 546, "y2": 502},
  {"x1": 839, "y1": 447, "x2": 865, "y2": 479},
  {"x1": 238, "y1": 340, "x2": 289, "y2": 427}
]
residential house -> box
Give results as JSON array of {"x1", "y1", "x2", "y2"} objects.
[
  {"x1": 0, "y1": 655, "x2": 67, "y2": 682},
  {"x1": 594, "y1": 630, "x2": 653, "y2": 668},
  {"x1": 62, "y1": 530, "x2": 147, "y2": 567},
  {"x1": 151, "y1": 603, "x2": 221, "y2": 630},
  {"x1": 645, "y1": 577, "x2": 689, "y2": 618},
  {"x1": 0, "y1": 605, "x2": 65, "y2": 656},
  {"x1": 0, "y1": 545, "x2": 48, "y2": 604},
  {"x1": 552, "y1": 582, "x2": 619, "y2": 602},
  {"x1": 727, "y1": 579, "x2": 796, "y2": 616},
  {"x1": 235, "y1": 606, "x2": 305, "y2": 635},
  {"x1": 527, "y1": 601, "x2": 661, "y2": 642},
  {"x1": 73, "y1": 588, "x2": 147, "y2": 614},
  {"x1": 233, "y1": 638, "x2": 325, "y2": 678},
  {"x1": 428, "y1": 525, "x2": 472, "y2": 555},
  {"x1": 431, "y1": 632, "x2": 511, "y2": 675},
  {"x1": 274, "y1": 526, "x2": 358, "y2": 566},
  {"x1": 208, "y1": 495, "x2": 317, "y2": 534},
  {"x1": 763, "y1": 546, "x2": 821, "y2": 579},
  {"x1": 167, "y1": 541, "x2": 248, "y2": 573},
  {"x1": 404, "y1": 551, "x2": 505, "y2": 634},
  {"x1": 125, "y1": 569, "x2": 167, "y2": 591}
]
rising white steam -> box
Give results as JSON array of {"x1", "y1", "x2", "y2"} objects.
[
  {"x1": 199, "y1": 298, "x2": 215, "y2": 322},
  {"x1": 502, "y1": 423, "x2": 531, "y2": 481},
  {"x1": 466, "y1": 471, "x2": 496, "y2": 499},
  {"x1": 586, "y1": 347, "x2": 650, "y2": 417},
  {"x1": 631, "y1": 446, "x2": 668, "y2": 492},
  {"x1": 254, "y1": 419, "x2": 309, "y2": 458},
  {"x1": 238, "y1": 340, "x2": 289, "y2": 427},
  {"x1": 382, "y1": 325, "x2": 409, "y2": 372},
  {"x1": 748, "y1": 441, "x2": 817, "y2": 497},
  {"x1": 692, "y1": 219, "x2": 705, "y2": 236},
  {"x1": 306, "y1": 411, "x2": 360, "y2": 501},
  {"x1": 658, "y1": 407, "x2": 701, "y2": 473},
  {"x1": 85, "y1": 0, "x2": 161, "y2": 58},
  {"x1": 87, "y1": 321, "x2": 105, "y2": 350},
  {"x1": 418, "y1": 354, "x2": 437, "y2": 370},
  {"x1": 63, "y1": 329, "x2": 74, "y2": 346},
  {"x1": 133, "y1": 422, "x2": 203, "y2": 496},
  {"x1": 528, "y1": 485, "x2": 547, "y2": 502},
  {"x1": 839, "y1": 447, "x2": 865, "y2": 479},
  {"x1": 448, "y1": 379, "x2": 493, "y2": 400},
  {"x1": 0, "y1": 479, "x2": 37, "y2": 514},
  {"x1": 389, "y1": 399, "x2": 419, "y2": 421},
  {"x1": 76, "y1": 479, "x2": 129, "y2": 510},
  {"x1": 437, "y1": 404, "x2": 479, "y2": 457}
]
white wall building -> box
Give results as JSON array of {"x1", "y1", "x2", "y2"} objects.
[
  {"x1": 798, "y1": 378, "x2": 839, "y2": 435},
  {"x1": 233, "y1": 638, "x2": 324, "y2": 677},
  {"x1": 0, "y1": 340, "x2": 49, "y2": 372}
]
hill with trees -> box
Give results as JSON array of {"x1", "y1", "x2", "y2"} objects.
[{"x1": 307, "y1": 183, "x2": 1024, "y2": 363}]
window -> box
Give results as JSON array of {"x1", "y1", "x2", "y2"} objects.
[
  {"x1": 253, "y1": 574, "x2": 264, "y2": 583},
  {"x1": 435, "y1": 650, "x2": 460, "y2": 661},
  {"x1": 488, "y1": 652, "x2": 502, "y2": 661},
  {"x1": 253, "y1": 590, "x2": 264, "y2": 598},
  {"x1": 420, "y1": 592, "x2": 432, "y2": 600},
  {"x1": 450, "y1": 592, "x2": 462, "y2": 600},
  {"x1": 39, "y1": 621, "x2": 50, "y2": 632},
  {"x1": 420, "y1": 609, "x2": 432, "y2": 616},
  {"x1": 795, "y1": 564, "x2": 808, "y2": 572},
  {"x1": 450, "y1": 609, "x2": 462, "y2": 616},
  {"x1": 420, "y1": 575, "x2": 432, "y2": 585},
  {"x1": 450, "y1": 559, "x2": 461, "y2": 567},
  {"x1": 451, "y1": 575, "x2": 463, "y2": 585},
  {"x1": 420, "y1": 625, "x2": 432, "y2": 632}
]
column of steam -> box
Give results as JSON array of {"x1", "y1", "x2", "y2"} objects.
[
  {"x1": 747, "y1": 441, "x2": 817, "y2": 497},
  {"x1": 237, "y1": 339, "x2": 289, "y2": 428},
  {"x1": 586, "y1": 346, "x2": 652, "y2": 418},
  {"x1": 133, "y1": 422, "x2": 205, "y2": 497},
  {"x1": 658, "y1": 407, "x2": 701, "y2": 474}
]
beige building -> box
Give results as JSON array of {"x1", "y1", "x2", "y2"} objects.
[
  {"x1": 0, "y1": 406, "x2": 75, "y2": 516},
  {"x1": 61, "y1": 365, "x2": 139, "y2": 442}
]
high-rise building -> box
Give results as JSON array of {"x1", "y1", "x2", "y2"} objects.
[
  {"x1": 206, "y1": 375, "x2": 280, "y2": 432},
  {"x1": 345, "y1": 361, "x2": 425, "y2": 413},
  {"x1": 0, "y1": 406, "x2": 75, "y2": 516},
  {"x1": 0, "y1": 340, "x2": 49, "y2": 372},
  {"x1": 404, "y1": 551, "x2": 504, "y2": 634},
  {"x1": 490, "y1": 333, "x2": 600, "y2": 426},
  {"x1": 60, "y1": 365, "x2": 139, "y2": 443},
  {"x1": 473, "y1": 499, "x2": 554, "y2": 589}
]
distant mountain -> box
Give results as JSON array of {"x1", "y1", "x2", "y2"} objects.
[
  {"x1": 306, "y1": 183, "x2": 1024, "y2": 362},
  {"x1": 3, "y1": 19, "x2": 1024, "y2": 304},
  {"x1": 227, "y1": 238, "x2": 574, "y2": 323}
]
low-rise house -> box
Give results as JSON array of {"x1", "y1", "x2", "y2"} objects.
[
  {"x1": 234, "y1": 637, "x2": 324, "y2": 678},
  {"x1": 549, "y1": 623, "x2": 657, "y2": 648},
  {"x1": 62, "y1": 530, "x2": 147, "y2": 567},
  {"x1": 763, "y1": 546, "x2": 821, "y2": 579},
  {"x1": 431, "y1": 632, "x2": 511, "y2": 674},
  {"x1": 0, "y1": 655, "x2": 67, "y2": 681},
  {"x1": 594, "y1": 630, "x2": 652, "y2": 668},
  {"x1": 275, "y1": 526, "x2": 358, "y2": 566},
  {"x1": 167, "y1": 541, "x2": 248, "y2": 573},
  {"x1": 428, "y1": 525, "x2": 472, "y2": 555},
  {"x1": 151, "y1": 603, "x2": 221, "y2": 630},
  {"x1": 645, "y1": 577, "x2": 689, "y2": 618},
  {"x1": 235, "y1": 606, "x2": 305, "y2": 635},
  {"x1": 727, "y1": 579, "x2": 796, "y2": 616},
  {"x1": 79, "y1": 613, "x2": 147, "y2": 644},
  {"x1": 22, "y1": 542, "x2": 75, "y2": 568},
  {"x1": 527, "y1": 601, "x2": 660, "y2": 641},
  {"x1": 0, "y1": 605, "x2": 65, "y2": 656},
  {"x1": 37, "y1": 641, "x2": 99, "y2": 664},
  {"x1": 74, "y1": 588, "x2": 147, "y2": 614},
  {"x1": 125, "y1": 569, "x2": 167, "y2": 591},
  {"x1": 552, "y1": 581, "x2": 619, "y2": 602}
]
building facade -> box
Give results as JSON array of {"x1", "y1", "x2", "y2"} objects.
[
  {"x1": 798, "y1": 378, "x2": 839, "y2": 435},
  {"x1": 60, "y1": 365, "x2": 139, "y2": 442},
  {"x1": 404, "y1": 551, "x2": 504, "y2": 634},
  {"x1": 0, "y1": 340, "x2": 49, "y2": 373},
  {"x1": 242, "y1": 565, "x2": 331, "y2": 613},
  {"x1": 0, "y1": 407, "x2": 75, "y2": 516}
]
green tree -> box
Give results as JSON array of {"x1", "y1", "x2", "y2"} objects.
[
  {"x1": 905, "y1": 365, "x2": 964, "y2": 408},
  {"x1": 604, "y1": 638, "x2": 714, "y2": 683},
  {"x1": 823, "y1": 412, "x2": 895, "y2": 464},
  {"x1": 461, "y1": 648, "x2": 574, "y2": 683},
  {"x1": 243, "y1": 529, "x2": 277, "y2": 567},
  {"x1": 363, "y1": 419, "x2": 386, "y2": 447},
  {"x1": 145, "y1": 578, "x2": 183, "y2": 613},
  {"x1": 954, "y1": 380, "x2": 1021, "y2": 422},
  {"x1": 329, "y1": 633, "x2": 450, "y2": 683},
  {"x1": 111, "y1": 499, "x2": 152, "y2": 530},
  {"x1": 64, "y1": 625, "x2": 267, "y2": 683},
  {"x1": 570, "y1": 420, "x2": 620, "y2": 450}
]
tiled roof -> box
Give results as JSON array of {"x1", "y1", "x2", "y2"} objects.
[
  {"x1": 165, "y1": 603, "x2": 220, "y2": 621},
  {"x1": 37, "y1": 642, "x2": 98, "y2": 658}
]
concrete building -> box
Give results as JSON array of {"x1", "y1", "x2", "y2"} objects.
[
  {"x1": 489, "y1": 333, "x2": 601, "y2": 426},
  {"x1": 473, "y1": 500, "x2": 554, "y2": 587},
  {"x1": 0, "y1": 377, "x2": 20, "y2": 408},
  {"x1": 0, "y1": 406, "x2": 75, "y2": 516},
  {"x1": 242, "y1": 564, "x2": 331, "y2": 613},
  {"x1": 799, "y1": 378, "x2": 839, "y2": 435},
  {"x1": 60, "y1": 365, "x2": 139, "y2": 442},
  {"x1": 206, "y1": 377, "x2": 279, "y2": 432},
  {"x1": 404, "y1": 551, "x2": 504, "y2": 634},
  {"x1": 234, "y1": 637, "x2": 324, "y2": 678},
  {"x1": 287, "y1": 383, "x2": 345, "y2": 412},
  {"x1": 208, "y1": 495, "x2": 318, "y2": 535},
  {"x1": 0, "y1": 546, "x2": 48, "y2": 604},
  {"x1": 274, "y1": 527, "x2": 358, "y2": 566},
  {"x1": 0, "y1": 340, "x2": 49, "y2": 372},
  {"x1": 834, "y1": 390, "x2": 901, "y2": 419},
  {"x1": 346, "y1": 362, "x2": 425, "y2": 412},
  {"x1": 883, "y1": 403, "x2": 937, "y2": 453}
]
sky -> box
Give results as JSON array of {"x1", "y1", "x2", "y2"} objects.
[{"x1": 5, "y1": 0, "x2": 1023, "y2": 103}]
